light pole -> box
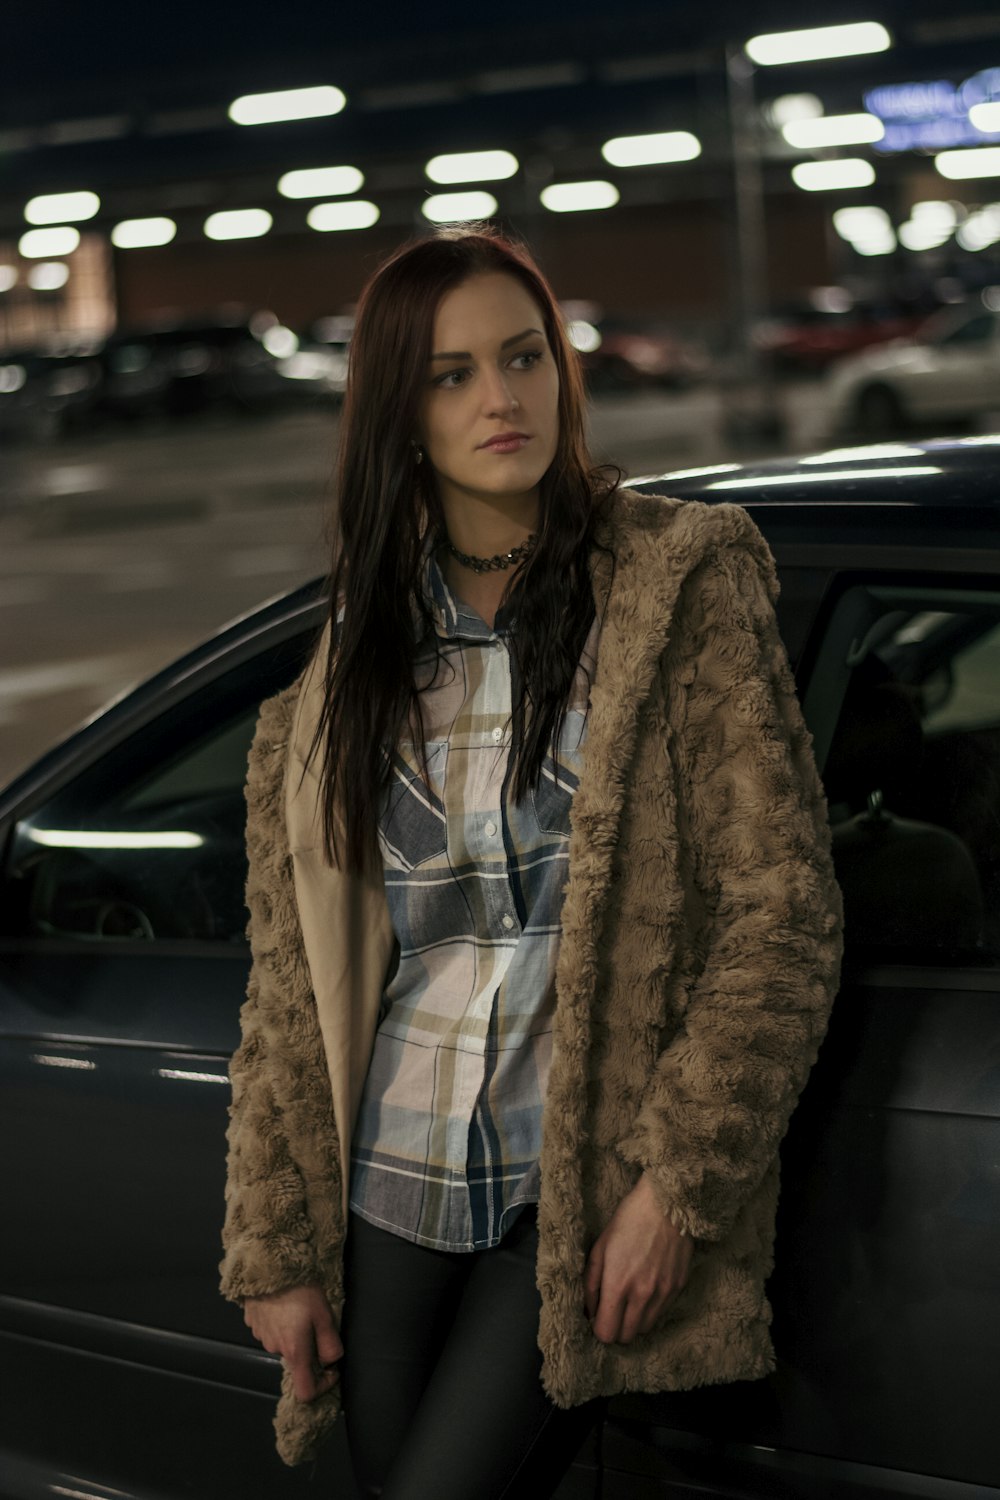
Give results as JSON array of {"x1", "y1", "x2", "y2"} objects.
[
  {"x1": 723, "y1": 40, "x2": 782, "y2": 447},
  {"x1": 722, "y1": 22, "x2": 894, "y2": 449}
]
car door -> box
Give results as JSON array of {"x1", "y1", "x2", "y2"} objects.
[
  {"x1": 604, "y1": 557, "x2": 1000, "y2": 1499},
  {"x1": 918, "y1": 311, "x2": 1000, "y2": 418},
  {"x1": 0, "y1": 607, "x2": 361, "y2": 1499}
]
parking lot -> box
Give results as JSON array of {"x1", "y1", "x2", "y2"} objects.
[{"x1": 0, "y1": 380, "x2": 841, "y2": 787}]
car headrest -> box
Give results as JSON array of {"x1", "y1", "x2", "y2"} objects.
[{"x1": 823, "y1": 657, "x2": 923, "y2": 808}]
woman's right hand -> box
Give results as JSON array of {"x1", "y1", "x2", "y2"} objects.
[{"x1": 243, "y1": 1283, "x2": 343, "y2": 1401}]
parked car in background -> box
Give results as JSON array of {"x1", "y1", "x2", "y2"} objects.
[
  {"x1": 753, "y1": 300, "x2": 929, "y2": 376},
  {"x1": 824, "y1": 302, "x2": 1000, "y2": 436},
  {"x1": 0, "y1": 339, "x2": 104, "y2": 442},
  {"x1": 98, "y1": 312, "x2": 345, "y2": 423},
  {"x1": 2, "y1": 438, "x2": 1000, "y2": 1499},
  {"x1": 567, "y1": 314, "x2": 710, "y2": 393},
  {"x1": 0, "y1": 314, "x2": 347, "y2": 445}
]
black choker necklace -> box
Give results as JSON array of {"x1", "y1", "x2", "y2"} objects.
[{"x1": 445, "y1": 532, "x2": 538, "y2": 574}]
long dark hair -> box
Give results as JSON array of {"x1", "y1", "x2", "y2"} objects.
[{"x1": 307, "y1": 224, "x2": 620, "y2": 874}]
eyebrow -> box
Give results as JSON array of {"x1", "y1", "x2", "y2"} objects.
[{"x1": 429, "y1": 326, "x2": 544, "y2": 361}]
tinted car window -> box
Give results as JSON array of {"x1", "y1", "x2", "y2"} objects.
[
  {"x1": 818, "y1": 585, "x2": 1000, "y2": 965},
  {"x1": 936, "y1": 313, "x2": 997, "y2": 345},
  {"x1": 3, "y1": 630, "x2": 316, "y2": 945}
]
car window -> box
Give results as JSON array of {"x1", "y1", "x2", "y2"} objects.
[
  {"x1": 935, "y1": 313, "x2": 997, "y2": 346},
  {"x1": 815, "y1": 585, "x2": 1000, "y2": 966},
  {"x1": 2, "y1": 629, "x2": 316, "y2": 946}
]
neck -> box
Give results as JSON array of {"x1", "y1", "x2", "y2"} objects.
[{"x1": 438, "y1": 491, "x2": 538, "y2": 563}]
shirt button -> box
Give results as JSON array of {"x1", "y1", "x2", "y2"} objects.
[
  {"x1": 492, "y1": 727, "x2": 503, "y2": 744},
  {"x1": 501, "y1": 914, "x2": 515, "y2": 931},
  {"x1": 485, "y1": 820, "x2": 497, "y2": 837}
]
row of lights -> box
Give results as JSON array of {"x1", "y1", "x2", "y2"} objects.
[
  {"x1": 11, "y1": 125, "x2": 1000, "y2": 266},
  {"x1": 4, "y1": 22, "x2": 1000, "y2": 278},
  {"x1": 8, "y1": 132, "x2": 704, "y2": 258},
  {"x1": 833, "y1": 200, "x2": 1000, "y2": 256}
]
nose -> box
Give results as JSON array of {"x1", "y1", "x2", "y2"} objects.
[{"x1": 482, "y1": 365, "x2": 518, "y2": 415}]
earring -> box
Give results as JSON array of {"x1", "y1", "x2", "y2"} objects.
[{"x1": 411, "y1": 441, "x2": 424, "y2": 465}]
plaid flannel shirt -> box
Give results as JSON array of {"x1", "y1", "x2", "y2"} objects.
[{"x1": 348, "y1": 550, "x2": 599, "y2": 1250}]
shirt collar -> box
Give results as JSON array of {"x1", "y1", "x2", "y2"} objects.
[{"x1": 420, "y1": 544, "x2": 516, "y2": 642}]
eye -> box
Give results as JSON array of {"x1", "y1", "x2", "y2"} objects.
[
  {"x1": 510, "y1": 349, "x2": 544, "y2": 370},
  {"x1": 433, "y1": 367, "x2": 471, "y2": 389}
]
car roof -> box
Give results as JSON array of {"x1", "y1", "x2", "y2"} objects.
[{"x1": 629, "y1": 436, "x2": 1000, "y2": 512}]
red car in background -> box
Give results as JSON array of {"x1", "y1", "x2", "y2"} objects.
[{"x1": 754, "y1": 301, "x2": 933, "y2": 375}]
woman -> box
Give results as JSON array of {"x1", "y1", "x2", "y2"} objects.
[{"x1": 220, "y1": 226, "x2": 844, "y2": 1499}]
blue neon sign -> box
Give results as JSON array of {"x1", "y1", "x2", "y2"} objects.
[{"x1": 865, "y1": 69, "x2": 1000, "y2": 153}]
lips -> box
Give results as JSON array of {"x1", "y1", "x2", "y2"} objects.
[{"x1": 479, "y1": 431, "x2": 531, "y2": 452}]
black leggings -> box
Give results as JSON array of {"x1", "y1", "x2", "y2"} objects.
[{"x1": 339, "y1": 1206, "x2": 605, "y2": 1499}]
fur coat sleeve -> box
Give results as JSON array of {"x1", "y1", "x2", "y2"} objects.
[
  {"x1": 615, "y1": 531, "x2": 843, "y2": 1243},
  {"x1": 219, "y1": 679, "x2": 343, "y2": 1304}
]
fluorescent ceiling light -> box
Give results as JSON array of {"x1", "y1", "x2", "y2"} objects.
[
  {"x1": 25, "y1": 190, "x2": 100, "y2": 225},
  {"x1": 832, "y1": 205, "x2": 890, "y2": 239},
  {"x1": 792, "y1": 159, "x2": 876, "y2": 191},
  {"x1": 970, "y1": 102, "x2": 1000, "y2": 133},
  {"x1": 204, "y1": 209, "x2": 273, "y2": 240},
  {"x1": 897, "y1": 202, "x2": 958, "y2": 252},
  {"x1": 853, "y1": 231, "x2": 897, "y2": 256},
  {"x1": 425, "y1": 150, "x2": 518, "y2": 184},
  {"x1": 0, "y1": 266, "x2": 17, "y2": 292},
  {"x1": 28, "y1": 262, "x2": 71, "y2": 289},
  {"x1": 422, "y1": 191, "x2": 498, "y2": 223},
  {"x1": 540, "y1": 181, "x2": 620, "y2": 213},
  {"x1": 956, "y1": 204, "x2": 1000, "y2": 250},
  {"x1": 278, "y1": 166, "x2": 364, "y2": 198},
  {"x1": 228, "y1": 85, "x2": 346, "y2": 126},
  {"x1": 768, "y1": 94, "x2": 824, "y2": 128},
  {"x1": 19, "y1": 226, "x2": 80, "y2": 257},
  {"x1": 935, "y1": 146, "x2": 1000, "y2": 179},
  {"x1": 911, "y1": 200, "x2": 959, "y2": 230},
  {"x1": 782, "y1": 113, "x2": 883, "y2": 148},
  {"x1": 306, "y1": 200, "x2": 381, "y2": 231},
  {"x1": 746, "y1": 22, "x2": 891, "y2": 66},
  {"x1": 899, "y1": 222, "x2": 951, "y2": 250},
  {"x1": 111, "y1": 217, "x2": 177, "y2": 249},
  {"x1": 601, "y1": 131, "x2": 701, "y2": 167}
]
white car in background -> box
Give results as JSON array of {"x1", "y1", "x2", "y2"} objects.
[{"x1": 825, "y1": 303, "x2": 1000, "y2": 435}]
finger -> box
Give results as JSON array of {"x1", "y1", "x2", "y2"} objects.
[
  {"x1": 583, "y1": 1244, "x2": 604, "y2": 1322},
  {"x1": 591, "y1": 1283, "x2": 625, "y2": 1346},
  {"x1": 285, "y1": 1327, "x2": 324, "y2": 1401},
  {"x1": 315, "y1": 1321, "x2": 344, "y2": 1367},
  {"x1": 618, "y1": 1292, "x2": 649, "y2": 1346},
  {"x1": 286, "y1": 1351, "x2": 319, "y2": 1403}
]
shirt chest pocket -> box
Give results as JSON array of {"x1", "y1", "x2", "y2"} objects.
[
  {"x1": 529, "y1": 708, "x2": 586, "y2": 838},
  {"x1": 378, "y1": 739, "x2": 450, "y2": 871}
]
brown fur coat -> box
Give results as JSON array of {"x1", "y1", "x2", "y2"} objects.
[{"x1": 219, "y1": 489, "x2": 845, "y2": 1466}]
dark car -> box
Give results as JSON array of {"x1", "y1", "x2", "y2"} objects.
[
  {"x1": 97, "y1": 313, "x2": 345, "y2": 424},
  {"x1": 2, "y1": 438, "x2": 1000, "y2": 1500},
  {"x1": 0, "y1": 340, "x2": 105, "y2": 442}
]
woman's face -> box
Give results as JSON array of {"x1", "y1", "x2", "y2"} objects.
[{"x1": 415, "y1": 271, "x2": 560, "y2": 521}]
